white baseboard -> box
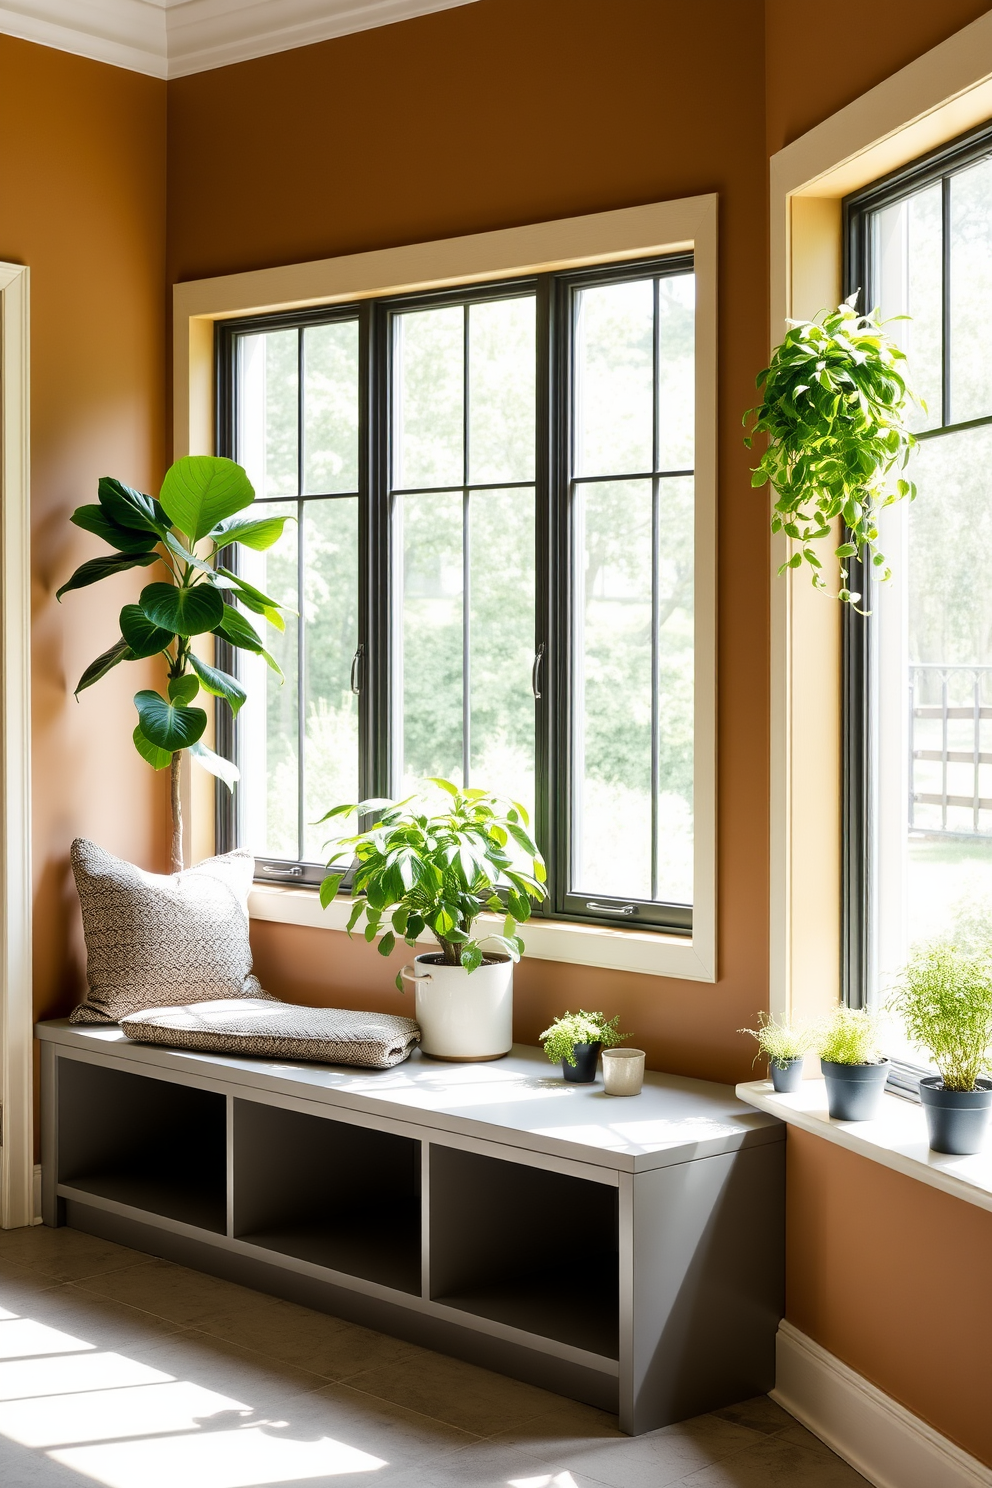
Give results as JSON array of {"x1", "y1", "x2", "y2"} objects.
[
  {"x1": 773, "y1": 1320, "x2": 992, "y2": 1488},
  {"x1": 32, "y1": 1164, "x2": 41, "y2": 1225}
]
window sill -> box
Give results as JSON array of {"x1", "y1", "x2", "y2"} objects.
[
  {"x1": 248, "y1": 883, "x2": 716, "y2": 981},
  {"x1": 737, "y1": 1077, "x2": 992, "y2": 1215}
]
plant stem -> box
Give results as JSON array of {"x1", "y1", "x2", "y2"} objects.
[
  {"x1": 170, "y1": 751, "x2": 183, "y2": 874},
  {"x1": 437, "y1": 937, "x2": 460, "y2": 966}
]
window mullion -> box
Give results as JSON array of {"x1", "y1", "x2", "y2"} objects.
[{"x1": 462, "y1": 303, "x2": 471, "y2": 790}]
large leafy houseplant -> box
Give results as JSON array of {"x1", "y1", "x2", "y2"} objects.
[
  {"x1": 318, "y1": 779, "x2": 548, "y2": 987},
  {"x1": 744, "y1": 296, "x2": 919, "y2": 605},
  {"x1": 58, "y1": 456, "x2": 290, "y2": 871}
]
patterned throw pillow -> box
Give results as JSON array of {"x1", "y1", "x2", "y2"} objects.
[
  {"x1": 69, "y1": 839, "x2": 275, "y2": 1024},
  {"x1": 121, "y1": 998, "x2": 421, "y2": 1069}
]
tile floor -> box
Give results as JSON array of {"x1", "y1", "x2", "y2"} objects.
[{"x1": 0, "y1": 1223, "x2": 868, "y2": 1487}]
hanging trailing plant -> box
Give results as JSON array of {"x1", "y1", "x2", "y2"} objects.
[
  {"x1": 58, "y1": 456, "x2": 291, "y2": 871},
  {"x1": 744, "y1": 295, "x2": 921, "y2": 605}
]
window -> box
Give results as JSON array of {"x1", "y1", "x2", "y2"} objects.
[
  {"x1": 216, "y1": 257, "x2": 696, "y2": 934},
  {"x1": 845, "y1": 122, "x2": 992, "y2": 1076}
]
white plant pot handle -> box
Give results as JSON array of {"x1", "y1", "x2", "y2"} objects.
[{"x1": 400, "y1": 963, "x2": 432, "y2": 986}]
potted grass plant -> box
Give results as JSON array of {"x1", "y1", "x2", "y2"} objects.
[
  {"x1": 318, "y1": 779, "x2": 547, "y2": 1061},
  {"x1": 739, "y1": 1013, "x2": 814, "y2": 1093},
  {"x1": 888, "y1": 941, "x2": 992, "y2": 1155},
  {"x1": 540, "y1": 1011, "x2": 627, "y2": 1085},
  {"x1": 817, "y1": 1007, "x2": 890, "y2": 1121}
]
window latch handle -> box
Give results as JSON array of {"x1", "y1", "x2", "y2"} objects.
[
  {"x1": 532, "y1": 642, "x2": 545, "y2": 700},
  {"x1": 351, "y1": 644, "x2": 364, "y2": 696},
  {"x1": 585, "y1": 901, "x2": 636, "y2": 916}
]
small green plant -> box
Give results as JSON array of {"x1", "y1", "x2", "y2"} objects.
[
  {"x1": 817, "y1": 1007, "x2": 883, "y2": 1066},
  {"x1": 888, "y1": 940, "x2": 992, "y2": 1092},
  {"x1": 744, "y1": 296, "x2": 919, "y2": 606},
  {"x1": 739, "y1": 1013, "x2": 814, "y2": 1070},
  {"x1": 58, "y1": 456, "x2": 291, "y2": 870},
  {"x1": 540, "y1": 1011, "x2": 628, "y2": 1068},
  {"x1": 318, "y1": 779, "x2": 547, "y2": 987}
]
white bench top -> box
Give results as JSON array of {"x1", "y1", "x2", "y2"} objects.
[{"x1": 37, "y1": 1020, "x2": 781, "y2": 1175}]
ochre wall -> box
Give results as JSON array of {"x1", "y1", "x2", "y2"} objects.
[
  {"x1": 172, "y1": 0, "x2": 772, "y2": 1087},
  {"x1": 0, "y1": 35, "x2": 170, "y2": 1049}
]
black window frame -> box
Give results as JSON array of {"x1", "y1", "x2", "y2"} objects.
[
  {"x1": 215, "y1": 252, "x2": 695, "y2": 935},
  {"x1": 843, "y1": 117, "x2": 992, "y2": 1088}
]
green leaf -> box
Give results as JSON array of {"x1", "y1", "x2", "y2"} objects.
[
  {"x1": 426, "y1": 777, "x2": 459, "y2": 797},
  {"x1": 159, "y1": 456, "x2": 255, "y2": 543},
  {"x1": 210, "y1": 514, "x2": 292, "y2": 551},
  {"x1": 188, "y1": 740, "x2": 239, "y2": 790},
  {"x1": 460, "y1": 946, "x2": 484, "y2": 972},
  {"x1": 139, "y1": 581, "x2": 225, "y2": 637},
  {"x1": 213, "y1": 604, "x2": 283, "y2": 677},
  {"x1": 189, "y1": 654, "x2": 247, "y2": 716},
  {"x1": 319, "y1": 873, "x2": 344, "y2": 909},
  {"x1": 97, "y1": 477, "x2": 169, "y2": 537},
  {"x1": 133, "y1": 689, "x2": 207, "y2": 751},
  {"x1": 71, "y1": 505, "x2": 159, "y2": 554},
  {"x1": 215, "y1": 567, "x2": 287, "y2": 631},
  {"x1": 132, "y1": 724, "x2": 172, "y2": 770},
  {"x1": 56, "y1": 551, "x2": 158, "y2": 601},
  {"x1": 378, "y1": 931, "x2": 396, "y2": 958},
  {"x1": 75, "y1": 638, "x2": 133, "y2": 696},
  {"x1": 168, "y1": 674, "x2": 199, "y2": 705},
  {"x1": 119, "y1": 604, "x2": 175, "y2": 658}
]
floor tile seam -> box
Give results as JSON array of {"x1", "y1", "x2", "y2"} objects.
[
  {"x1": 317, "y1": 1367, "x2": 541, "y2": 1437},
  {"x1": 63, "y1": 1281, "x2": 201, "y2": 1330},
  {"x1": 173, "y1": 1323, "x2": 374, "y2": 1393},
  {"x1": 23, "y1": 1257, "x2": 162, "y2": 1287}
]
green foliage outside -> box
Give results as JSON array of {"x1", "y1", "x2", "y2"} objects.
[
  {"x1": 744, "y1": 296, "x2": 919, "y2": 605},
  {"x1": 318, "y1": 778, "x2": 547, "y2": 985},
  {"x1": 738, "y1": 1013, "x2": 815, "y2": 1070},
  {"x1": 540, "y1": 1010, "x2": 628, "y2": 1068},
  {"x1": 889, "y1": 940, "x2": 992, "y2": 1091},
  {"x1": 817, "y1": 1007, "x2": 883, "y2": 1066},
  {"x1": 58, "y1": 455, "x2": 291, "y2": 868}
]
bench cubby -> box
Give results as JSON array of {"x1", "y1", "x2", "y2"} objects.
[{"x1": 39, "y1": 1021, "x2": 784, "y2": 1435}]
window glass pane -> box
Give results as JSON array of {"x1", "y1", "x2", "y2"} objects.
[
  {"x1": 238, "y1": 331, "x2": 298, "y2": 498},
  {"x1": 395, "y1": 492, "x2": 463, "y2": 793},
  {"x1": 657, "y1": 274, "x2": 696, "y2": 470},
  {"x1": 950, "y1": 158, "x2": 992, "y2": 424},
  {"x1": 874, "y1": 187, "x2": 942, "y2": 433},
  {"x1": 574, "y1": 280, "x2": 653, "y2": 477},
  {"x1": 468, "y1": 298, "x2": 536, "y2": 484},
  {"x1": 236, "y1": 502, "x2": 299, "y2": 860},
  {"x1": 469, "y1": 488, "x2": 535, "y2": 818},
  {"x1": 394, "y1": 307, "x2": 463, "y2": 490},
  {"x1": 303, "y1": 322, "x2": 359, "y2": 494},
  {"x1": 302, "y1": 498, "x2": 359, "y2": 862},
  {"x1": 573, "y1": 480, "x2": 653, "y2": 898},
  {"x1": 656, "y1": 475, "x2": 694, "y2": 904}
]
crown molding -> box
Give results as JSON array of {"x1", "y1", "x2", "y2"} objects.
[{"x1": 0, "y1": 0, "x2": 479, "y2": 79}]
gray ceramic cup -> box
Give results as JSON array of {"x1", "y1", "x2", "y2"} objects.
[{"x1": 603, "y1": 1048, "x2": 646, "y2": 1095}]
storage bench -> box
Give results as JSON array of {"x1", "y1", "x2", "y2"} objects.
[{"x1": 37, "y1": 1020, "x2": 783, "y2": 1435}]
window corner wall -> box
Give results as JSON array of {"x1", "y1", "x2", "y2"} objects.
[
  {"x1": 769, "y1": 12, "x2": 992, "y2": 1024},
  {"x1": 173, "y1": 196, "x2": 718, "y2": 982}
]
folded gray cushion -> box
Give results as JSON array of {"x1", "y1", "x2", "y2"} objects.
[
  {"x1": 70, "y1": 840, "x2": 274, "y2": 1024},
  {"x1": 121, "y1": 998, "x2": 421, "y2": 1070}
]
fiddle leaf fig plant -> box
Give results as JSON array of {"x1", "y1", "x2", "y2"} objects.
[
  {"x1": 318, "y1": 778, "x2": 548, "y2": 988},
  {"x1": 58, "y1": 456, "x2": 292, "y2": 871},
  {"x1": 744, "y1": 295, "x2": 920, "y2": 605}
]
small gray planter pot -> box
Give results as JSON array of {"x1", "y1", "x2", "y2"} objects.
[
  {"x1": 919, "y1": 1076, "x2": 992, "y2": 1155},
  {"x1": 770, "y1": 1058, "x2": 804, "y2": 1093},
  {"x1": 821, "y1": 1058, "x2": 890, "y2": 1121},
  {"x1": 562, "y1": 1041, "x2": 602, "y2": 1084}
]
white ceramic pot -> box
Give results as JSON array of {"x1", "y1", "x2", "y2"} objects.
[{"x1": 401, "y1": 953, "x2": 512, "y2": 1061}]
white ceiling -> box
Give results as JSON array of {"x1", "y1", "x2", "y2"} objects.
[{"x1": 0, "y1": 0, "x2": 479, "y2": 78}]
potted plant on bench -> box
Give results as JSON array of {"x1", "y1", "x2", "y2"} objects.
[
  {"x1": 540, "y1": 1010, "x2": 627, "y2": 1084},
  {"x1": 318, "y1": 779, "x2": 547, "y2": 1062},
  {"x1": 817, "y1": 1007, "x2": 890, "y2": 1121},
  {"x1": 888, "y1": 940, "x2": 992, "y2": 1155}
]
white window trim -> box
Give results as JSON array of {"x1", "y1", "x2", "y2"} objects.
[
  {"x1": 769, "y1": 10, "x2": 992, "y2": 1022},
  {"x1": 0, "y1": 261, "x2": 33, "y2": 1229},
  {"x1": 174, "y1": 195, "x2": 717, "y2": 981}
]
